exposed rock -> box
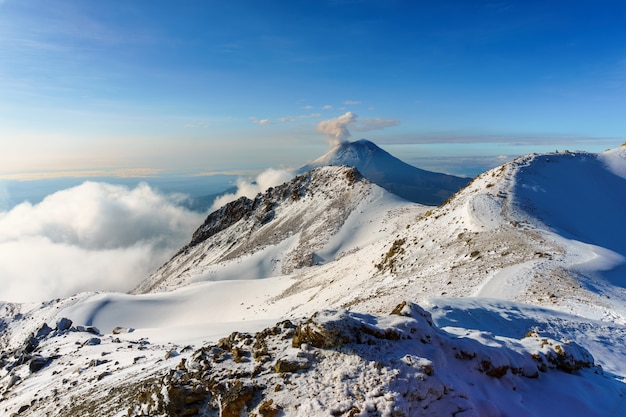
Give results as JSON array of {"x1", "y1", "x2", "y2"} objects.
[
  {"x1": 274, "y1": 358, "x2": 311, "y2": 373},
  {"x1": 220, "y1": 381, "x2": 258, "y2": 417},
  {"x1": 112, "y1": 326, "x2": 134, "y2": 334},
  {"x1": 56, "y1": 318, "x2": 72, "y2": 332},
  {"x1": 83, "y1": 337, "x2": 101, "y2": 346},
  {"x1": 36, "y1": 323, "x2": 52, "y2": 339},
  {"x1": 23, "y1": 336, "x2": 39, "y2": 354},
  {"x1": 29, "y1": 355, "x2": 50, "y2": 373},
  {"x1": 124, "y1": 303, "x2": 603, "y2": 417},
  {"x1": 258, "y1": 399, "x2": 281, "y2": 417},
  {"x1": 76, "y1": 325, "x2": 101, "y2": 335}
]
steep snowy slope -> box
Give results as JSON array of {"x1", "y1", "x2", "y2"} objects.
[
  {"x1": 299, "y1": 139, "x2": 470, "y2": 205},
  {"x1": 134, "y1": 165, "x2": 422, "y2": 293}
]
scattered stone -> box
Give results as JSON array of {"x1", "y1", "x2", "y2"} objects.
[
  {"x1": 165, "y1": 349, "x2": 180, "y2": 359},
  {"x1": 221, "y1": 381, "x2": 257, "y2": 417},
  {"x1": 76, "y1": 325, "x2": 101, "y2": 335},
  {"x1": 89, "y1": 358, "x2": 109, "y2": 367},
  {"x1": 112, "y1": 326, "x2": 135, "y2": 334},
  {"x1": 97, "y1": 371, "x2": 112, "y2": 381},
  {"x1": 29, "y1": 355, "x2": 50, "y2": 373},
  {"x1": 24, "y1": 336, "x2": 39, "y2": 354},
  {"x1": 36, "y1": 323, "x2": 53, "y2": 339},
  {"x1": 83, "y1": 338, "x2": 101, "y2": 346},
  {"x1": 258, "y1": 399, "x2": 281, "y2": 417},
  {"x1": 56, "y1": 318, "x2": 73, "y2": 332},
  {"x1": 274, "y1": 358, "x2": 311, "y2": 373},
  {"x1": 6, "y1": 375, "x2": 21, "y2": 390}
]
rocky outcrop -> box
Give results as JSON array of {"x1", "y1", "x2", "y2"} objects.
[
  {"x1": 180, "y1": 167, "x2": 361, "y2": 254},
  {"x1": 127, "y1": 302, "x2": 598, "y2": 417}
]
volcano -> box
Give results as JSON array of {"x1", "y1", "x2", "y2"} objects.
[{"x1": 299, "y1": 139, "x2": 470, "y2": 205}]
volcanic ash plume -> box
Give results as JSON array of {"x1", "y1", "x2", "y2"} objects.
[{"x1": 317, "y1": 112, "x2": 357, "y2": 147}]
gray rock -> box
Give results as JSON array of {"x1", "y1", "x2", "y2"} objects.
[
  {"x1": 24, "y1": 337, "x2": 39, "y2": 353},
  {"x1": 56, "y1": 317, "x2": 73, "y2": 332},
  {"x1": 29, "y1": 355, "x2": 49, "y2": 373},
  {"x1": 77, "y1": 325, "x2": 101, "y2": 335},
  {"x1": 83, "y1": 337, "x2": 101, "y2": 346},
  {"x1": 36, "y1": 323, "x2": 53, "y2": 339}
]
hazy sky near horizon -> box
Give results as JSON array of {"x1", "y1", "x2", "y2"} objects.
[{"x1": 1, "y1": 0, "x2": 625, "y2": 177}]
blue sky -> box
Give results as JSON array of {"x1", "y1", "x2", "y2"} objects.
[{"x1": 1, "y1": 0, "x2": 625, "y2": 178}]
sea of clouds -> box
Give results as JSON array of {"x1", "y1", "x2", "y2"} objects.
[{"x1": 0, "y1": 181, "x2": 205, "y2": 303}]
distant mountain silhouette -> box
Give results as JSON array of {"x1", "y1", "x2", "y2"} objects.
[{"x1": 299, "y1": 139, "x2": 470, "y2": 205}]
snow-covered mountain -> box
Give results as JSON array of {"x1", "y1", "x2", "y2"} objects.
[
  {"x1": 299, "y1": 139, "x2": 470, "y2": 205},
  {"x1": 133, "y1": 165, "x2": 418, "y2": 294},
  {"x1": 1, "y1": 145, "x2": 626, "y2": 416}
]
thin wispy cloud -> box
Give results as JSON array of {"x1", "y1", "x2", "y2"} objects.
[
  {"x1": 371, "y1": 133, "x2": 624, "y2": 147},
  {"x1": 272, "y1": 113, "x2": 323, "y2": 123},
  {"x1": 352, "y1": 117, "x2": 399, "y2": 132},
  {"x1": 184, "y1": 120, "x2": 210, "y2": 129},
  {"x1": 0, "y1": 168, "x2": 163, "y2": 181},
  {"x1": 344, "y1": 100, "x2": 361, "y2": 105},
  {"x1": 249, "y1": 117, "x2": 273, "y2": 125}
]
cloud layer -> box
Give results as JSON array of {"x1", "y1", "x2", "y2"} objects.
[
  {"x1": 0, "y1": 182, "x2": 204, "y2": 302},
  {"x1": 210, "y1": 169, "x2": 294, "y2": 212}
]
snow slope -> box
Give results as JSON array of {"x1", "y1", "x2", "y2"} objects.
[{"x1": 1, "y1": 146, "x2": 626, "y2": 416}]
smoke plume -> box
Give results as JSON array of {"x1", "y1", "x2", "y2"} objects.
[{"x1": 316, "y1": 112, "x2": 358, "y2": 147}]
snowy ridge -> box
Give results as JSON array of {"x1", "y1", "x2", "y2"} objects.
[
  {"x1": 135, "y1": 165, "x2": 416, "y2": 294},
  {"x1": 1, "y1": 146, "x2": 626, "y2": 416}
]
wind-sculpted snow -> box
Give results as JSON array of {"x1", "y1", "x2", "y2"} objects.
[{"x1": 512, "y1": 151, "x2": 626, "y2": 287}]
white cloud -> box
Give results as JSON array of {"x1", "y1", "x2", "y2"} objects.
[
  {"x1": 0, "y1": 182, "x2": 204, "y2": 302},
  {"x1": 298, "y1": 113, "x2": 321, "y2": 119},
  {"x1": 249, "y1": 117, "x2": 273, "y2": 125},
  {"x1": 210, "y1": 168, "x2": 294, "y2": 211},
  {"x1": 322, "y1": 105, "x2": 333, "y2": 110}
]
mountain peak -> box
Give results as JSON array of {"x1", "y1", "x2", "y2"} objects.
[
  {"x1": 300, "y1": 139, "x2": 470, "y2": 205},
  {"x1": 132, "y1": 165, "x2": 400, "y2": 294}
]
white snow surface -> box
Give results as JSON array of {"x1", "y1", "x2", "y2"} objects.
[{"x1": 1, "y1": 149, "x2": 626, "y2": 416}]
